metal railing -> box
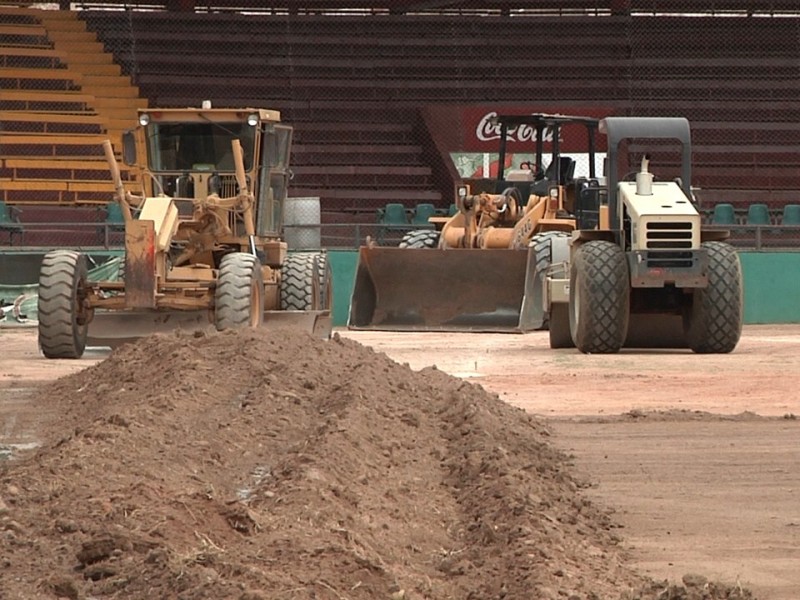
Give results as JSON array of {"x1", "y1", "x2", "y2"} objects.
[
  {"x1": 2, "y1": 221, "x2": 800, "y2": 252},
  {"x1": 704, "y1": 224, "x2": 800, "y2": 252},
  {"x1": 0, "y1": 222, "x2": 124, "y2": 251}
]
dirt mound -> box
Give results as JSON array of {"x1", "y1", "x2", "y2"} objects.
[{"x1": 0, "y1": 329, "x2": 754, "y2": 599}]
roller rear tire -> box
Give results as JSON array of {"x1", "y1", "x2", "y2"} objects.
[
  {"x1": 685, "y1": 241, "x2": 743, "y2": 353},
  {"x1": 569, "y1": 240, "x2": 630, "y2": 354}
]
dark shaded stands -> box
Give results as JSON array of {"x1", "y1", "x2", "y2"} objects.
[{"x1": 2, "y1": 0, "x2": 800, "y2": 248}]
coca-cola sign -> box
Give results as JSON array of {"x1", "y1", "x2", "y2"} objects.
[
  {"x1": 460, "y1": 106, "x2": 610, "y2": 152},
  {"x1": 475, "y1": 111, "x2": 557, "y2": 143}
]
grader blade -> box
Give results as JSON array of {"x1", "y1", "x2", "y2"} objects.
[
  {"x1": 86, "y1": 308, "x2": 332, "y2": 348},
  {"x1": 86, "y1": 309, "x2": 212, "y2": 348},
  {"x1": 263, "y1": 309, "x2": 332, "y2": 340},
  {"x1": 348, "y1": 247, "x2": 541, "y2": 332}
]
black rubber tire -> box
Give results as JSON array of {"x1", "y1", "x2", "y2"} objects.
[
  {"x1": 685, "y1": 241, "x2": 743, "y2": 354},
  {"x1": 38, "y1": 250, "x2": 89, "y2": 359},
  {"x1": 399, "y1": 229, "x2": 440, "y2": 249},
  {"x1": 529, "y1": 230, "x2": 571, "y2": 329},
  {"x1": 569, "y1": 240, "x2": 630, "y2": 354},
  {"x1": 280, "y1": 251, "x2": 331, "y2": 311},
  {"x1": 548, "y1": 302, "x2": 574, "y2": 348},
  {"x1": 215, "y1": 252, "x2": 264, "y2": 330}
]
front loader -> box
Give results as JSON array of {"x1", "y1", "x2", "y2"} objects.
[
  {"x1": 348, "y1": 113, "x2": 600, "y2": 332},
  {"x1": 38, "y1": 106, "x2": 331, "y2": 358},
  {"x1": 544, "y1": 116, "x2": 743, "y2": 353}
]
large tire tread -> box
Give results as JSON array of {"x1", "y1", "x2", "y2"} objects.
[
  {"x1": 215, "y1": 253, "x2": 264, "y2": 330},
  {"x1": 570, "y1": 240, "x2": 630, "y2": 354},
  {"x1": 38, "y1": 250, "x2": 88, "y2": 359},
  {"x1": 280, "y1": 252, "x2": 331, "y2": 311},
  {"x1": 685, "y1": 241, "x2": 743, "y2": 354},
  {"x1": 399, "y1": 229, "x2": 440, "y2": 249}
]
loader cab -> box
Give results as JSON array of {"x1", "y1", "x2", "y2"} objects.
[
  {"x1": 574, "y1": 177, "x2": 607, "y2": 230},
  {"x1": 489, "y1": 113, "x2": 600, "y2": 219}
]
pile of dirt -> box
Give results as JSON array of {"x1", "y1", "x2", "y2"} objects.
[{"x1": 0, "y1": 328, "x2": 754, "y2": 599}]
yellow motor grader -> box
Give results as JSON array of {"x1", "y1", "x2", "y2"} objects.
[
  {"x1": 38, "y1": 106, "x2": 331, "y2": 358},
  {"x1": 348, "y1": 113, "x2": 601, "y2": 332}
]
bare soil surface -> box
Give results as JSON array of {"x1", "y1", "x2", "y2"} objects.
[
  {"x1": 345, "y1": 325, "x2": 800, "y2": 600},
  {"x1": 1, "y1": 325, "x2": 797, "y2": 599}
]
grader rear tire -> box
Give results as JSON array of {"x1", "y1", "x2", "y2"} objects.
[
  {"x1": 215, "y1": 253, "x2": 264, "y2": 330},
  {"x1": 548, "y1": 302, "x2": 574, "y2": 348},
  {"x1": 399, "y1": 230, "x2": 440, "y2": 249},
  {"x1": 38, "y1": 250, "x2": 89, "y2": 359},
  {"x1": 685, "y1": 241, "x2": 743, "y2": 353},
  {"x1": 569, "y1": 240, "x2": 630, "y2": 354},
  {"x1": 280, "y1": 252, "x2": 331, "y2": 311}
]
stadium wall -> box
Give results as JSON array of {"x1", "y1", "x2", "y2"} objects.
[{"x1": 1, "y1": 250, "x2": 797, "y2": 327}]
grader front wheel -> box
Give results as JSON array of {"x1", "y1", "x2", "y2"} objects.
[
  {"x1": 215, "y1": 252, "x2": 265, "y2": 330},
  {"x1": 38, "y1": 250, "x2": 89, "y2": 359}
]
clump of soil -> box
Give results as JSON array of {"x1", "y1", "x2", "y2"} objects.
[{"x1": 0, "y1": 328, "x2": 754, "y2": 599}]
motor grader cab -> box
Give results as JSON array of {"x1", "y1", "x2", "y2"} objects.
[
  {"x1": 544, "y1": 116, "x2": 743, "y2": 353},
  {"x1": 37, "y1": 106, "x2": 332, "y2": 359},
  {"x1": 348, "y1": 113, "x2": 600, "y2": 332}
]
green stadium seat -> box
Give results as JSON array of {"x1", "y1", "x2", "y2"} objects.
[
  {"x1": 376, "y1": 203, "x2": 411, "y2": 244},
  {"x1": 105, "y1": 202, "x2": 126, "y2": 229},
  {"x1": 97, "y1": 201, "x2": 126, "y2": 246},
  {"x1": 377, "y1": 203, "x2": 409, "y2": 226},
  {"x1": 411, "y1": 203, "x2": 437, "y2": 226},
  {"x1": 746, "y1": 203, "x2": 771, "y2": 225},
  {"x1": 711, "y1": 203, "x2": 737, "y2": 225},
  {"x1": 781, "y1": 204, "x2": 800, "y2": 225}
]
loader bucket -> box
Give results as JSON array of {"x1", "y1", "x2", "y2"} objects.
[{"x1": 348, "y1": 247, "x2": 543, "y2": 332}]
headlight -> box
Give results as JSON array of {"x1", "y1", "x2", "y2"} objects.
[
  {"x1": 549, "y1": 187, "x2": 559, "y2": 198},
  {"x1": 457, "y1": 185, "x2": 467, "y2": 199},
  {"x1": 247, "y1": 113, "x2": 259, "y2": 127},
  {"x1": 138, "y1": 113, "x2": 150, "y2": 126}
]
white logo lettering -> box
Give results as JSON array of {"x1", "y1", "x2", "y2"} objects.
[{"x1": 475, "y1": 111, "x2": 559, "y2": 143}]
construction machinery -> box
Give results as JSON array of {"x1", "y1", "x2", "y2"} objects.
[
  {"x1": 348, "y1": 113, "x2": 600, "y2": 332},
  {"x1": 38, "y1": 106, "x2": 331, "y2": 358},
  {"x1": 544, "y1": 116, "x2": 742, "y2": 353}
]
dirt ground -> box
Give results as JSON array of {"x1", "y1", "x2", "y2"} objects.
[{"x1": 0, "y1": 324, "x2": 797, "y2": 599}]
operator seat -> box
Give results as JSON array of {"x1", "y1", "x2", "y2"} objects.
[{"x1": 531, "y1": 157, "x2": 576, "y2": 196}]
